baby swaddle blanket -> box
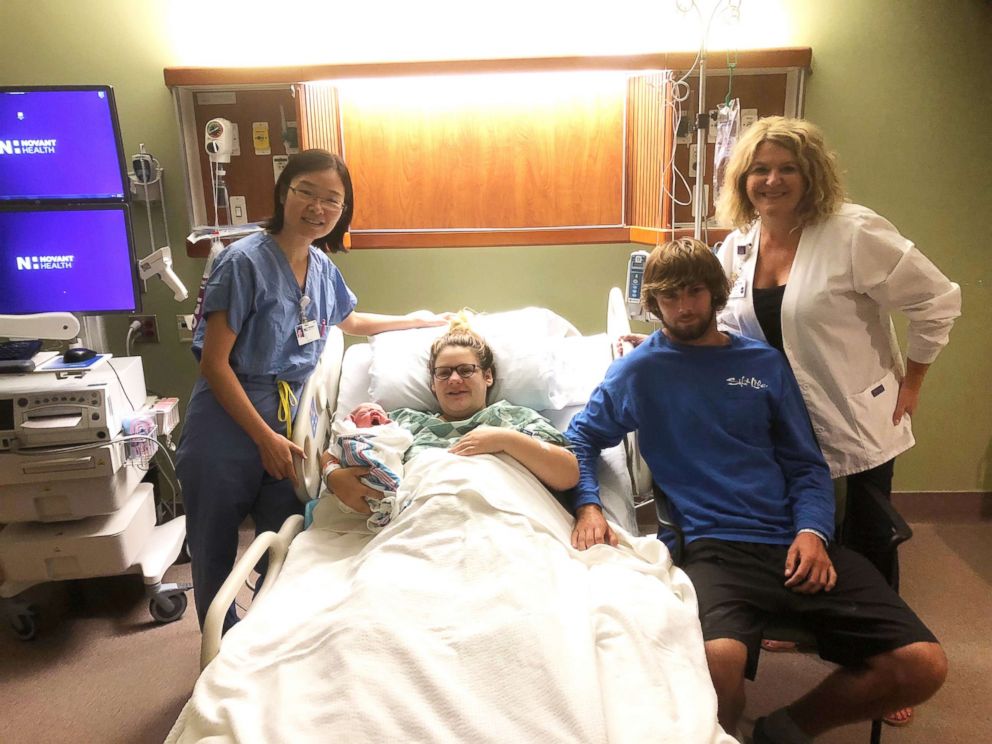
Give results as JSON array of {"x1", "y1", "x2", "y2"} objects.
[{"x1": 331, "y1": 417, "x2": 414, "y2": 531}]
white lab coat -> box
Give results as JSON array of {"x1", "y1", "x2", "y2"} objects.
[{"x1": 716, "y1": 203, "x2": 961, "y2": 478}]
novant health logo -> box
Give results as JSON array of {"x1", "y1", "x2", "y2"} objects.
[
  {"x1": 0, "y1": 138, "x2": 58, "y2": 155},
  {"x1": 16, "y1": 255, "x2": 75, "y2": 270}
]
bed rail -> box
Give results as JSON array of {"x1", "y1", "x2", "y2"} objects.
[
  {"x1": 291, "y1": 327, "x2": 345, "y2": 502},
  {"x1": 201, "y1": 514, "x2": 305, "y2": 670},
  {"x1": 607, "y1": 288, "x2": 654, "y2": 500}
]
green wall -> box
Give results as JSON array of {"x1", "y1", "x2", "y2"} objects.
[{"x1": 2, "y1": 0, "x2": 989, "y2": 492}]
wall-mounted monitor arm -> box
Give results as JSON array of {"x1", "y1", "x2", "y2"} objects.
[{"x1": 0, "y1": 313, "x2": 81, "y2": 340}]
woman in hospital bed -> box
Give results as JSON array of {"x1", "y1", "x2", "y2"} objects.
[
  {"x1": 321, "y1": 314, "x2": 579, "y2": 527},
  {"x1": 167, "y1": 316, "x2": 734, "y2": 744}
]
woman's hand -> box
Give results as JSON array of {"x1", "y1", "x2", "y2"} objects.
[
  {"x1": 571, "y1": 504, "x2": 619, "y2": 550},
  {"x1": 448, "y1": 425, "x2": 508, "y2": 457},
  {"x1": 326, "y1": 467, "x2": 376, "y2": 514},
  {"x1": 892, "y1": 381, "x2": 921, "y2": 424},
  {"x1": 892, "y1": 359, "x2": 929, "y2": 424},
  {"x1": 257, "y1": 429, "x2": 305, "y2": 486},
  {"x1": 406, "y1": 310, "x2": 453, "y2": 327}
]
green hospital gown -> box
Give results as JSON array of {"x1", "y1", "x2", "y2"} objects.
[{"x1": 390, "y1": 399, "x2": 569, "y2": 463}]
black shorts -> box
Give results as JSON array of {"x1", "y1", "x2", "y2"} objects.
[{"x1": 682, "y1": 539, "x2": 938, "y2": 679}]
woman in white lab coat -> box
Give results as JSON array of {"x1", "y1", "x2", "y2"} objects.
[{"x1": 713, "y1": 116, "x2": 960, "y2": 727}]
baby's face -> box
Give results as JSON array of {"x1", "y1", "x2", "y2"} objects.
[{"x1": 349, "y1": 403, "x2": 389, "y2": 427}]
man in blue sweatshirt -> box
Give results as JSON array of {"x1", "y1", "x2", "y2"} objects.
[{"x1": 566, "y1": 239, "x2": 946, "y2": 744}]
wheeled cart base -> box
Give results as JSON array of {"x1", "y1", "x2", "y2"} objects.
[{"x1": 0, "y1": 485, "x2": 191, "y2": 640}]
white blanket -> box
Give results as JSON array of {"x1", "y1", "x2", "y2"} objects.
[{"x1": 167, "y1": 450, "x2": 733, "y2": 744}]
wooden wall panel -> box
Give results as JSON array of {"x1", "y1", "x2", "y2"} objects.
[
  {"x1": 672, "y1": 72, "x2": 791, "y2": 226},
  {"x1": 297, "y1": 84, "x2": 342, "y2": 154},
  {"x1": 338, "y1": 76, "x2": 626, "y2": 231},
  {"x1": 626, "y1": 73, "x2": 674, "y2": 234},
  {"x1": 191, "y1": 87, "x2": 296, "y2": 225}
]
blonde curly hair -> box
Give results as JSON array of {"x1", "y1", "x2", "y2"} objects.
[{"x1": 715, "y1": 116, "x2": 845, "y2": 230}]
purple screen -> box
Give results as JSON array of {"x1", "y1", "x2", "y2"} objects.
[
  {"x1": 0, "y1": 88, "x2": 126, "y2": 201},
  {"x1": 0, "y1": 208, "x2": 137, "y2": 313}
]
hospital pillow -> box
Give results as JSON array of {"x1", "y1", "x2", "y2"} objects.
[{"x1": 368, "y1": 308, "x2": 604, "y2": 413}]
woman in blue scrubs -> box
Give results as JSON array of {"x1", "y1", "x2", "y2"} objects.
[{"x1": 176, "y1": 149, "x2": 446, "y2": 632}]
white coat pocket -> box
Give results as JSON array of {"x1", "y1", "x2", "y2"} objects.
[{"x1": 847, "y1": 370, "x2": 911, "y2": 457}]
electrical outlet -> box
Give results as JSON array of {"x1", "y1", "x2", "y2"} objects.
[
  {"x1": 229, "y1": 195, "x2": 248, "y2": 226},
  {"x1": 176, "y1": 314, "x2": 195, "y2": 343},
  {"x1": 688, "y1": 144, "x2": 698, "y2": 178},
  {"x1": 129, "y1": 314, "x2": 158, "y2": 343}
]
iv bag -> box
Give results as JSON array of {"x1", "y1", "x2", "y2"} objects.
[{"x1": 712, "y1": 99, "x2": 741, "y2": 207}]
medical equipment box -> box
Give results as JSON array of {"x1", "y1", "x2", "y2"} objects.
[
  {"x1": 0, "y1": 483, "x2": 155, "y2": 583},
  {"x1": 0, "y1": 356, "x2": 147, "y2": 451},
  {"x1": 0, "y1": 443, "x2": 142, "y2": 522}
]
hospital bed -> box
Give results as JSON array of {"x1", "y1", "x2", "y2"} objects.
[{"x1": 165, "y1": 304, "x2": 733, "y2": 744}]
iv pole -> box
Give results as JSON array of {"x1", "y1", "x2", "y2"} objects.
[{"x1": 693, "y1": 52, "x2": 708, "y2": 240}]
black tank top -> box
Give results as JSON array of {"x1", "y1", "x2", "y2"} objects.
[{"x1": 752, "y1": 284, "x2": 786, "y2": 354}]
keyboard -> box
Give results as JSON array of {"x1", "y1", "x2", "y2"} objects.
[{"x1": 0, "y1": 339, "x2": 43, "y2": 361}]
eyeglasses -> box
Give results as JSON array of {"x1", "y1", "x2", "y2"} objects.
[
  {"x1": 431, "y1": 363, "x2": 482, "y2": 381},
  {"x1": 288, "y1": 185, "x2": 346, "y2": 211}
]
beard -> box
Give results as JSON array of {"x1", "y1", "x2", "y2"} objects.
[{"x1": 661, "y1": 306, "x2": 716, "y2": 342}]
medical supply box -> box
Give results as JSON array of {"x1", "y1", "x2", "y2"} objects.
[{"x1": 0, "y1": 483, "x2": 156, "y2": 583}]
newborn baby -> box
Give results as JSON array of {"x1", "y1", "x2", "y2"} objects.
[{"x1": 321, "y1": 403, "x2": 414, "y2": 531}]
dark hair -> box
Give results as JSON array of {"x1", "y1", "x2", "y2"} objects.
[
  {"x1": 641, "y1": 238, "x2": 731, "y2": 318},
  {"x1": 428, "y1": 311, "x2": 497, "y2": 401},
  {"x1": 265, "y1": 149, "x2": 354, "y2": 253}
]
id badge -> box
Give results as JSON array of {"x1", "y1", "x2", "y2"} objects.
[
  {"x1": 295, "y1": 320, "x2": 320, "y2": 346},
  {"x1": 729, "y1": 274, "x2": 747, "y2": 299}
]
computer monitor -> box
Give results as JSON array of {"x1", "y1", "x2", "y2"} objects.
[
  {"x1": 0, "y1": 204, "x2": 139, "y2": 314},
  {"x1": 0, "y1": 86, "x2": 128, "y2": 202}
]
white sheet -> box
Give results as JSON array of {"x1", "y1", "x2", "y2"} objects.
[{"x1": 167, "y1": 450, "x2": 731, "y2": 744}]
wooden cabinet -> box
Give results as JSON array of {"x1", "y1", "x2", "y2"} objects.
[{"x1": 166, "y1": 49, "x2": 810, "y2": 255}]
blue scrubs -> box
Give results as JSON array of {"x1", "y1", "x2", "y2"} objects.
[{"x1": 176, "y1": 231, "x2": 356, "y2": 632}]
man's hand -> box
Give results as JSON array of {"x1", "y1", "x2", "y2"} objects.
[
  {"x1": 783, "y1": 532, "x2": 837, "y2": 594},
  {"x1": 614, "y1": 333, "x2": 648, "y2": 358},
  {"x1": 571, "y1": 504, "x2": 619, "y2": 550}
]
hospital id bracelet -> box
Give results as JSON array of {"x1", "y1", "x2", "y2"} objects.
[{"x1": 322, "y1": 460, "x2": 342, "y2": 480}]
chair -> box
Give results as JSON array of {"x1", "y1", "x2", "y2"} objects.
[{"x1": 645, "y1": 483, "x2": 912, "y2": 744}]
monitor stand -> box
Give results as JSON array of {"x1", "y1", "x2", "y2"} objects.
[{"x1": 0, "y1": 313, "x2": 81, "y2": 341}]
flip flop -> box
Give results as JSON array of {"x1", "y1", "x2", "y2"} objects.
[
  {"x1": 882, "y1": 707, "x2": 914, "y2": 727},
  {"x1": 761, "y1": 639, "x2": 798, "y2": 652}
]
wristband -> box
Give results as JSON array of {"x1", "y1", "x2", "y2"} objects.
[{"x1": 322, "y1": 460, "x2": 342, "y2": 480}]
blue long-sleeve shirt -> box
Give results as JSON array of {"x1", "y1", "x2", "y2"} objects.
[{"x1": 566, "y1": 332, "x2": 834, "y2": 546}]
